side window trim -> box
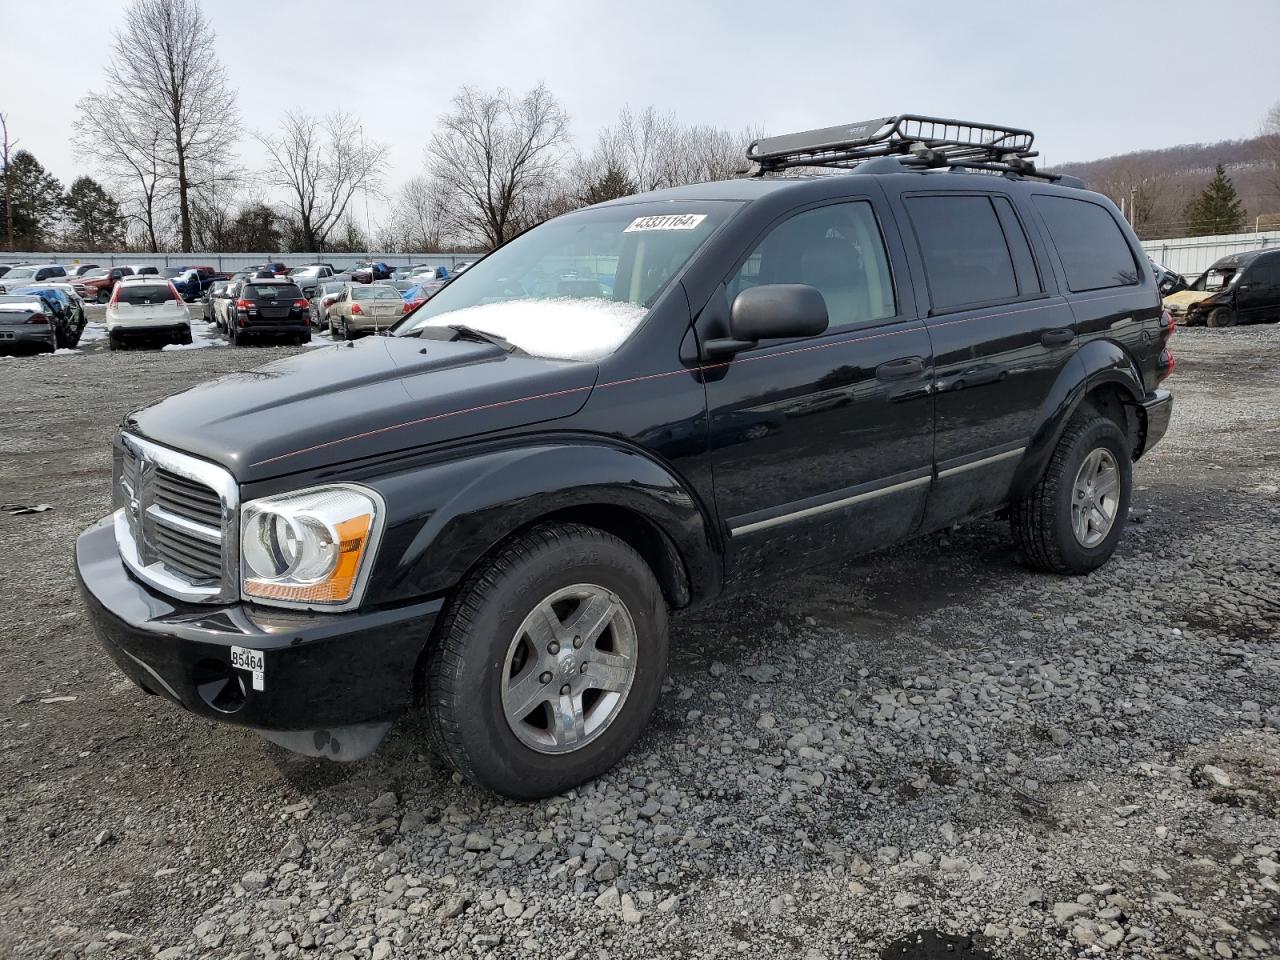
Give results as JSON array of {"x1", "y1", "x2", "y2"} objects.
[
  {"x1": 720, "y1": 196, "x2": 905, "y2": 345},
  {"x1": 991, "y1": 195, "x2": 1043, "y2": 297}
]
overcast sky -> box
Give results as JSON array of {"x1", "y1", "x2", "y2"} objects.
[{"x1": 2, "y1": 0, "x2": 1278, "y2": 218}]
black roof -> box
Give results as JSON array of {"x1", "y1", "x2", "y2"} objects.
[{"x1": 1210, "y1": 249, "x2": 1277, "y2": 269}]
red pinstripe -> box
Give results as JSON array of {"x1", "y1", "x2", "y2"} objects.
[{"x1": 250, "y1": 289, "x2": 1143, "y2": 468}]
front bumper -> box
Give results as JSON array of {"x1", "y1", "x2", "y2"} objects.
[
  {"x1": 1137, "y1": 388, "x2": 1172, "y2": 457},
  {"x1": 75, "y1": 517, "x2": 442, "y2": 759}
]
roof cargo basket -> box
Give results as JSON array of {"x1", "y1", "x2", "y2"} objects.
[{"x1": 741, "y1": 114, "x2": 1067, "y2": 182}]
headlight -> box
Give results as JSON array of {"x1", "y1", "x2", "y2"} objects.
[{"x1": 240, "y1": 484, "x2": 383, "y2": 608}]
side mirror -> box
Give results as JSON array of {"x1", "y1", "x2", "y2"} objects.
[{"x1": 704, "y1": 284, "x2": 829, "y2": 359}]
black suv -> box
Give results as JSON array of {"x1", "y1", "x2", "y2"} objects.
[
  {"x1": 76, "y1": 115, "x2": 1173, "y2": 799},
  {"x1": 226, "y1": 280, "x2": 312, "y2": 345}
]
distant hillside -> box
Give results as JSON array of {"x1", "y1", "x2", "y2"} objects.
[{"x1": 1046, "y1": 135, "x2": 1279, "y2": 238}]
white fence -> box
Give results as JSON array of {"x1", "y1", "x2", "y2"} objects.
[
  {"x1": 1141, "y1": 230, "x2": 1280, "y2": 279},
  {"x1": 1, "y1": 252, "x2": 471, "y2": 273}
]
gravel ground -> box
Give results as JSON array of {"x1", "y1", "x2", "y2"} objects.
[{"x1": 0, "y1": 322, "x2": 1277, "y2": 960}]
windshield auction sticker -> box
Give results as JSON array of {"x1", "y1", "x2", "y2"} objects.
[{"x1": 624, "y1": 214, "x2": 707, "y2": 232}]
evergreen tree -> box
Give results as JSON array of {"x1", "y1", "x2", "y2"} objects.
[
  {"x1": 578, "y1": 160, "x2": 637, "y2": 207},
  {"x1": 63, "y1": 177, "x2": 125, "y2": 249},
  {"x1": 1184, "y1": 164, "x2": 1245, "y2": 236},
  {"x1": 1, "y1": 150, "x2": 64, "y2": 248}
]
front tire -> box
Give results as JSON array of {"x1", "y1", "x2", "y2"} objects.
[
  {"x1": 1207, "y1": 307, "x2": 1236, "y2": 328},
  {"x1": 425, "y1": 523, "x2": 669, "y2": 800},
  {"x1": 1011, "y1": 414, "x2": 1132, "y2": 575}
]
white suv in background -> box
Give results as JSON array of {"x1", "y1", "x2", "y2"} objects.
[{"x1": 105, "y1": 276, "x2": 192, "y2": 350}]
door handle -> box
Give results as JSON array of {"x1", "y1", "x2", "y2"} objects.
[
  {"x1": 876, "y1": 356, "x2": 925, "y2": 380},
  {"x1": 1041, "y1": 328, "x2": 1074, "y2": 347}
]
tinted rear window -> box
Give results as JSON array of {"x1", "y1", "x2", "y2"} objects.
[
  {"x1": 1033, "y1": 195, "x2": 1139, "y2": 291},
  {"x1": 246, "y1": 283, "x2": 302, "y2": 300},
  {"x1": 906, "y1": 195, "x2": 1019, "y2": 312},
  {"x1": 117, "y1": 284, "x2": 173, "y2": 304}
]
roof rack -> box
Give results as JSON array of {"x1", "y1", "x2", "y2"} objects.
[{"x1": 740, "y1": 114, "x2": 1065, "y2": 182}]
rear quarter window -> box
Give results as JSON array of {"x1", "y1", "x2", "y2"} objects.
[{"x1": 1033, "y1": 195, "x2": 1139, "y2": 292}]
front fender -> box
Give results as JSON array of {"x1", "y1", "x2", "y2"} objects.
[
  {"x1": 362, "y1": 437, "x2": 721, "y2": 609},
  {"x1": 1009, "y1": 339, "x2": 1145, "y2": 498}
]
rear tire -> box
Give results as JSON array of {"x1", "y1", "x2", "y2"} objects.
[
  {"x1": 229, "y1": 326, "x2": 242, "y2": 346},
  {"x1": 1011, "y1": 414, "x2": 1132, "y2": 575},
  {"x1": 425, "y1": 523, "x2": 669, "y2": 800},
  {"x1": 1207, "y1": 307, "x2": 1236, "y2": 328},
  {"x1": 96, "y1": 290, "x2": 110, "y2": 304}
]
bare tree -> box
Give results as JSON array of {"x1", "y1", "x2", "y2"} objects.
[
  {"x1": 427, "y1": 84, "x2": 570, "y2": 249},
  {"x1": 73, "y1": 97, "x2": 171, "y2": 251},
  {"x1": 91, "y1": 0, "x2": 239, "y2": 252},
  {"x1": 379, "y1": 175, "x2": 453, "y2": 252},
  {"x1": 257, "y1": 111, "x2": 387, "y2": 252},
  {"x1": 1, "y1": 113, "x2": 14, "y2": 251}
]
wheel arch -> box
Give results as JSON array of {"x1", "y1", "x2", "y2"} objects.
[
  {"x1": 365, "y1": 437, "x2": 722, "y2": 614},
  {"x1": 1010, "y1": 339, "x2": 1147, "y2": 498}
]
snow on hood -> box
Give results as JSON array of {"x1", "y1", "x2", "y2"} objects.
[{"x1": 418, "y1": 297, "x2": 648, "y2": 362}]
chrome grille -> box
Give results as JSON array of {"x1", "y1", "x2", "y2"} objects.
[{"x1": 112, "y1": 434, "x2": 239, "y2": 603}]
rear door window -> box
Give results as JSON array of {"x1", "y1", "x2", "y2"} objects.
[
  {"x1": 1033, "y1": 195, "x2": 1139, "y2": 292},
  {"x1": 905, "y1": 195, "x2": 1019, "y2": 312}
]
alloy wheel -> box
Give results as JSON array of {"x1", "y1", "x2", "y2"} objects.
[
  {"x1": 500, "y1": 584, "x2": 637, "y2": 755},
  {"x1": 1070, "y1": 448, "x2": 1119, "y2": 548}
]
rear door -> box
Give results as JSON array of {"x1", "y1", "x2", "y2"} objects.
[
  {"x1": 896, "y1": 189, "x2": 1077, "y2": 529},
  {"x1": 701, "y1": 192, "x2": 935, "y2": 583}
]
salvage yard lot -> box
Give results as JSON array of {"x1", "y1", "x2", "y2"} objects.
[{"x1": 0, "y1": 328, "x2": 1278, "y2": 959}]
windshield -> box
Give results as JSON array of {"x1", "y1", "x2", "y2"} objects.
[
  {"x1": 352, "y1": 284, "x2": 402, "y2": 301},
  {"x1": 397, "y1": 202, "x2": 736, "y2": 360},
  {"x1": 1195, "y1": 267, "x2": 1239, "y2": 292}
]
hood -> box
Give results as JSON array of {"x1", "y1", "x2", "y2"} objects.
[
  {"x1": 125, "y1": 335, "x2": 598, "y2": 482},
  {"x1": 1163, "y1": 290, "x2": 1211, "y2": 310}
]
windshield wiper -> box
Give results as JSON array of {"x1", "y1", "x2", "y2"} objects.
[{"x1": 444, "y1": 324, "x2": 527, "y2": 355}]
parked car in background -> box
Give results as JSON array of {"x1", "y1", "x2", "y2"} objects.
[
  {"x1": 104, "y1": 277, "x2": 192, "y2": 349},
  {"x1": 201, "y1": 280, "x2": 230, "y2": 323},
  {"x1": 451, "y1": 261, "x2": 474, "y2": 274},
  {"x1": 0, "y1": 264, "x2": 68, "y2": 294},
  {"x1": 1173, "y1": 249, "x2": 1280, "y2": 328},
  {"x1": 0, "y1": 294, "x2": 60, "y2": 352},
  {"x1": 67, "y1": 263, "x2": 101, "y2": 278},
  {"x1": 408, "y1": 265, "x2": 450, "y2": 283},
  {"x1": 76, "y1": 266, "x2": 135, "y2": 303},
  {"x1": 0, "y1": 265, "x2": 14, "y2": 278},
  {"x1": 11, "y1": 284, "x2": 88, "y2": 348},
  {"x1": 287, "y1": 264, "x2": 338, "y2": 298},
  {"x1": 309, "y1": 280, "x2": 347, "y2": 329},
  {"x1": 171, "y1": 268, "x2": 221, "y2": 302},
  {"x1": 351, "y1": 261, "x2": 393, "y2": 283},
  {"x1": 119, "y1": 263, "x2": 160, "y2": 276},
  {"x1": 225, "y1": 279, "x2": 311, "y2": 346},
  {"x1": 1149, "y1": 259, "x2": 1188, "y2": 297},
  {"x1": 8, "y1": 286, "x2": 85, "y2": 348},
  {"x1": 400, "y1": 282, "x2": 433, "y2": 314},
  {"x1": 248, "y1": 261, "x2": 290, "y2": 277},
  {"x1": 325, "y1": 281, "x2": 403, "y2": 338}
]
